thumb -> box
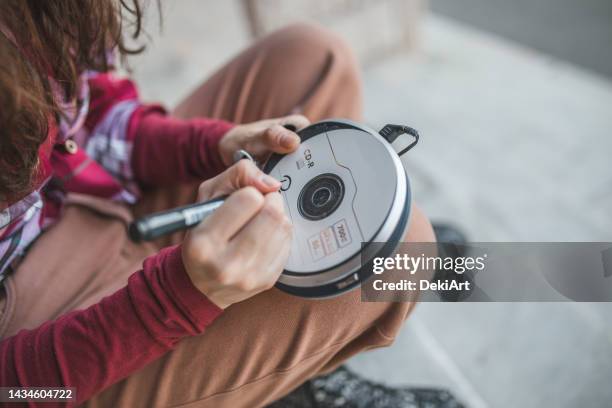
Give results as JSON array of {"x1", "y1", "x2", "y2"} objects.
[
  {"x1": 279, "y1": 114, "x2": 310, "y2": 131},
  {"x1": 251, "y1": 125, "x2": 300, "y2": 156},
  {"x1": 197, "y1": 160, "x2": 280, "y2": 201}
]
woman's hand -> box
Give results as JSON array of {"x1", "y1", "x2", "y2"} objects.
[
  {"x1": 218, "y1": 115, "x2": 310, "y2": 166},
  {"x1": 182, "y1": 160, "x2": 293, "y2": 309}
]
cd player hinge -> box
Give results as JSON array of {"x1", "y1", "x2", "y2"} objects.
[{"x1": 378, "y1": 124, "x2": 420, "y2": 157}]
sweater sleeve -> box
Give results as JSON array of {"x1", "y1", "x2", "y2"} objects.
[
  {"x1": 0, "y1": 245, "x2": 222, "y2": 406},
  {"x1": 129, "y1": 105, "x2": 234, "y2": 187},
  {"x1": 84, "y1": 72, "x2": 234, "y2": 191}
]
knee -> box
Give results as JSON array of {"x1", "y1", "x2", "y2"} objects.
[
  {"x1": 405, "y1": 203, "x2": 436, "y2": 243},
  {"x1": 265, "y1": 23, "x2": 362, "y2": 119},
  {"x1": 276, "y1": 23, "x2": 350, "y2": 56},
  {"x1": 272, "y1": 22, "x2": 360, "y2": 80}
]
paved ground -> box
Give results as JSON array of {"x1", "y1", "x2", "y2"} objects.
[
  {"x1": 431, "y1": 0, "x2": 612, "y2": 79},
  {"x1": 352, "y1": 15, "x2": 612, "y2": 408},
  {"x1": 129, "y1": 2, "x2": 612, "y2": 407}
]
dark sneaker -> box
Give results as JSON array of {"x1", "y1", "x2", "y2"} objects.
[
  {"x1": 432, "y1": 224, "x2": 472, "y2": 302},
  {"x1": 268, "y1": 366, "x2": 465, "y2": 408},
  {"x1": 432, "y1": 224, "x2": 468, "y2": 250}
]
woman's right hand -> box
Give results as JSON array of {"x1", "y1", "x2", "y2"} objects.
[{"x1": 182, "y1": 160, "x2": 293, "y2": 309}]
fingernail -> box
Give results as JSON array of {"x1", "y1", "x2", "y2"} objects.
[
  {"x1": 261, "y1": 174, "x2": 280, "y2": 188},
  {"x1": 280, "y1": 133, "x2": 298, "y2": 148}
]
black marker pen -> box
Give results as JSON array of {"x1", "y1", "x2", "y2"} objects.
[
  {"x1": 128, "y1": 195, "x2": 227, "y2": 242},
  {"x1": 128, "y1": 148, "x2": 254, "y2": 242},
  {"x1": 128, "y1": 123, "x2": 299, "y2": 242}
]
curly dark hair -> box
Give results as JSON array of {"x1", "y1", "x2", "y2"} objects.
[{"x1": 0, "y1": 0, "x2": 150, "y2": 203}]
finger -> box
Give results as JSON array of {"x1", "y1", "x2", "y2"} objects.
[
  {"x1": 251, "y1": 125, "x2": 300, "y2": 155},
  {"x1": 254, "y1": 219, "x2": 292, "y2": 279},
  {"x1": 244, "y1": 227, "x2": 291, "y2": 288},
  {"x1": 197, "y1": 160, "x2": 280, "y2": 202},
  {"x1": 197, "y1": 186, "x2": 265, "y2": 241},
  {"x1": 229, "y1": 192, "x2": 292, "y2": 280},
  {"x1": 231, "y1": 192, "x2": 290, "y2": 250},
  {"x1": 280, "y1": 114, "x2": 310, "y2": 130}
]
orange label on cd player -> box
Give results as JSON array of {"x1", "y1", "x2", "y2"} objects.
[
  {"x1": 333, "y1": 219, "x2": 352, "y2": 247},
  {"x1": 308, "y1": 219, "x2": 352, "y2": 262}
]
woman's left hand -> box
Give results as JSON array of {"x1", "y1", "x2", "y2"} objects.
[{"x1": 218, "y1": 114, "x2": 310, "y2": 166}]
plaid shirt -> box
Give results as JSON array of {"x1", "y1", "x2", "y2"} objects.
[{"x1": 0, "y1": 72, "x2": 142, "y2": 280}]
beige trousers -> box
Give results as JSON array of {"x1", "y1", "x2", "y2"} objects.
[{"x1": 0, "y1": 23, "x2": 435, "y2": 407}]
